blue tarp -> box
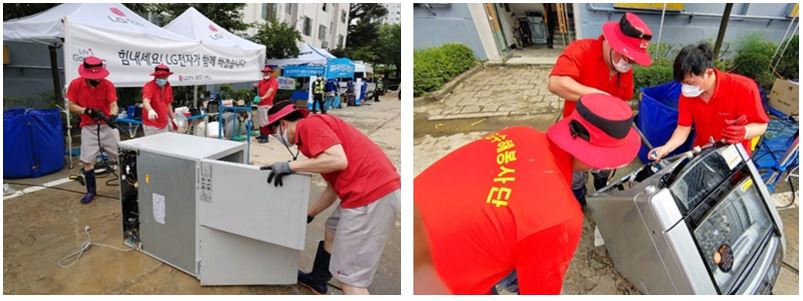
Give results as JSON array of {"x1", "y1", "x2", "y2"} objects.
[
  {"x1": 326, "y1": 58, "x2": 355, "y2": 79},
  {"x1": 4, "y1": 108, "x2": 65, "y2": 178},
  {"x1": 636, "y1": 81, "x2": 695, "y2": 163},
  {"x1": 752, "y1": 117, "x2": 799, "y2": 191}
]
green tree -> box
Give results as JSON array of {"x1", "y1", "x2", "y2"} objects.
[
  {"x1": 375, "y1": 23, "x2": 401, "y2": 78},
  {"x1": 251, "y1": 20, "x2": 303, "y2": 59},
  {"x1": 344, "y1": 3, "x2": 388, "y2": 62},
  {"x1": 4, "y1": 3, "x2": 59, "y2": 20},
  {"x1": 149, "y1": 3, "x2": 249, "y2": 33}
]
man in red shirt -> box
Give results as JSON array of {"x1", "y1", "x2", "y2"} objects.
[
  {"x1": 255, "y1": 65, "x2": 278, "y2": 143},
  {"x1": 262, "y1": 101, "x2": 400, "y2": 295},
  {"x1": 414, "y1": 94, "x2": 640, "y2": 294},
  {"x1": 66, "y1": 56, "x2": 120, "y2": 204},
  {"x1": 141, "y1": 64, "x2": 175, "y2": 136},
  {"x1": 548, "y1": 12, "x2": 652, "y2": 206},
  {"x1": 650, "y1": 43, "x2": 769, "y2": 160}
]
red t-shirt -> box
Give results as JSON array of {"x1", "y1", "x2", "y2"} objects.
[
  {"x1": 141, "y1": 80, "x2": 174, "y2": 129},
  {"x1": 550, "y1": 36, "x2": 634, "y2": 118},
  {"x1": 414, "y1": 126, "x2": 583, "y2": 294},
  {"x1": 66, "y1": 78, "x2": 118, "y2": 128},
  {"x1": 258, "y1": 77, "x2": 279, "y2": 106},
  {"x1": 678, "y1": 69, "x2": 769, "y2": 155},
  {"x1": 295, "y1": 114, "x2": 400, "y2": 208}
]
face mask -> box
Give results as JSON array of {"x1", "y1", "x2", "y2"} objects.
[
  {"x1": 88, "y1": 79, "x2": 100, "y2": 87},
  {"x1": 273, "y1": 123, "x2": 300, "y2": 160},
  {"x1": 155, "y1": 79, "x2": 167, "y2": 87},
  {"x1": 681, "y1": 84, "x2": 704, "y2": 97},
  {"x1": 609, "y1": 49, "x2": 631, "y2": 73},
  {"x1": 264, "y1": 75, "x2": 271, "y2": 80},
  {"x1": 271, "y1": 123, "x2": 291, "y2": 147}
]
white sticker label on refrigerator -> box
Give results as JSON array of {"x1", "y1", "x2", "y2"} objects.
[{"x1": 153, "y1": 193, "x2": 166, "y2": 224}]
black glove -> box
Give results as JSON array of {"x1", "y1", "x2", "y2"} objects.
[
  {"x1": 307, "y1": 215, "x2": 314, "y2": 224},
  {"x1": 260, "y1": 161, "x2": 293, "y2": 187},
  {"x1": 83, "y1": 108, "x2": 97, "y2": 118}
]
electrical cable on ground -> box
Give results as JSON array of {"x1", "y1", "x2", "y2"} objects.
[
  {"x1": 58, "y1": 226, "x2": 135, "y2": 268},
  {"x1": 782, "y1": 261, "x2": 799, "y2": 275},
  {"x1": 4, "y1": 182, "x2": 117, "y2": 200}
]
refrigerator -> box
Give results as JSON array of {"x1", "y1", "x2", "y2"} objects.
[{"x1": 118, "y1": 132, "x2": 310, "y2": 285}]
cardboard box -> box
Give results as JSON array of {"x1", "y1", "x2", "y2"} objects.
[{"x1": 768, "y1": 78, "x2": 799, "y2": 116}]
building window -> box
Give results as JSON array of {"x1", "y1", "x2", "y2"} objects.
[
  {"x1": 262, "y1": 3, "x2": 276, "y2": 22},
  {"x1": 338, "y1": 34, "x2": 344, "y2": 48},
  {"x1": 318, "y1": 25, "x2": 327, "y2": 41},
  {"x1": 341, "y1": 10, "x2": 347, "y2": 23},
  {"x1": 322, "y1": 41, "x2": 329, "y2": 49},
  {"x1": 322, "y1": 4, "x2": 327, "y2": 12},
  {"x1": 303, "y1": 17, "x2": 312, "y2": 36},
  {"x1": 285, "y1": 3, "x2": 293, "y2": 15}
]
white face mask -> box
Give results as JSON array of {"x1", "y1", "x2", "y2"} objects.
[
  {"x1": 613, "y1": 58, "x2": 632, "y2": 73},
  {"x1": 274, "y1": 123, "x2": 292, "y2": 147},
  {"x1": 681, "y1": 84, "x2": 704, "y2": 97},
  {"x1": 609, "y1": 49, "x2": 632, "y2": 73}
]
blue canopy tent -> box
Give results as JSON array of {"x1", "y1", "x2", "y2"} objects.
[
  {"x1": 322, "y1": 58, "x2": 354, "y2": 110},
  {"x1": 267, "y1": 44, "x2": 355, "y2": 110}
]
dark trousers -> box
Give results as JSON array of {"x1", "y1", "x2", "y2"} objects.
[{"x1": 313, "y1": 94, "x2": 326, "y2": 114}]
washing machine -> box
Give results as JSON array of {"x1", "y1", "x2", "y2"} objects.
[{"x1": 589, "y1": 144, "x2": 785, "y2": 294}]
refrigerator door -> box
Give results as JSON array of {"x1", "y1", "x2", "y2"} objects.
[{"x1": 197, "y1": 159, "x2": 310, "y2": 285}]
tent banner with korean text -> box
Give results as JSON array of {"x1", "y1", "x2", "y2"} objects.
[{"x1": 52, "y1": 4, "x2": 261, "y2": 87}]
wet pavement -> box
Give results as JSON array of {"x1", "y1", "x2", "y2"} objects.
[
  {"x1": 414, "y1": 102, "x2": 799, "y2": 295},
  {"x1": 3, "y1": 94, "x2": 401, "y2": 294}
]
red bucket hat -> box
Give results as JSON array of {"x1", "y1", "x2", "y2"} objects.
[
  {"x1": 261, "y1": 65, "x2": 274, "y2": 73},
  {"x1": 265, "y1": 101, "x2": 309, "y2": 135},
  {"x1": 602, "y1": 12, "x2": 653, "y2": 66},
  {"x1": 78, "y1": 56, "x2": 109, "y2": 80},
  {"x1": 150, "y1": 64, "x2": 173, "y2": 77},
  {"x1": 547, "y1": 93, "x2": 640, "y2": 169}
]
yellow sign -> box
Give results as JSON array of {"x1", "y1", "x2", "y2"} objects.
[
  {"x1": 3, "y1": 46, "x2": 9, "y2": 65},
  {"x1": 614, "y1": 3, "x2": 684, "y2": 11},
  {"x1": 790, "y1": 4, "x2": 799, "y2": 18},
  {"x1": 741, "y1": 178, "x2": 753, "y2": 192}
]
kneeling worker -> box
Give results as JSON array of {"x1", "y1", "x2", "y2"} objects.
[
  {"x1": 414, "y1": 94, "x2": 640, "y2": 294},
  {"x1": 262, "y1": 101, "x2": 400, "y2": 295}
]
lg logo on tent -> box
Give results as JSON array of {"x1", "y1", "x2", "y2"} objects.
[
  {"x1": 107, "y1": 7, "x2": 146, "y2": 29},
  {"x1": 208, "y1": 24, "x2": 224, "y2": 40}
]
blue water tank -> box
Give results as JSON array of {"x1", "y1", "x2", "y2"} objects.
[
  {"x1": 3, "y1": 108, "x2": 65, "y2": 178},
  {"x1": 636, "y1": 81, "x2": 695, "y2": 163}
]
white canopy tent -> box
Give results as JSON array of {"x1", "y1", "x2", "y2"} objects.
[
  {"x1": 3, "y1": 3, "x2": 265, "y2": 168},
  {"x1": 163, "y1": 7, "x2": 265, "y2": 83},
  {"x1": 4, "y1": 3, "x2": 261, "y2": 88},
  {"x1": 162, "y1": 6, "x2": 266, "y2": 107},
  {"x1": 266, "y1": 43, "x2": 336, "y2": 67}
]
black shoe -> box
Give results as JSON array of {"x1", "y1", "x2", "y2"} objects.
[
  {"x1": 81, "y1": 168, "x2": 96, "y2": 204},
  {"x1": 298, "y1": 241, "x2": 331, "y2": 294},
  {"x1": 572, "y1": 186, "x2": 587, "y2": 207},
  {"x1": 594, "y1": 177, "x2": 609, "y2": 191}
]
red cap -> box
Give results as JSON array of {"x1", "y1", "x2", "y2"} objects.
[
  {"x1": 78, "y1": 56, "x2": 109, "y2": 79},
  {"x1": 265, "y1": 102, "x2": 309, "y2": 134},
  {"x1": 602, "y1": 12, "x2": 653, "y2": 66},
  {"x1": 261, "y1": 65, "x2": 274, "y2": 73},
  {"x1": 547, "y1": 93, "x2": 640, "y2": 169},
  {"x1": 150, "y1": 64, "x2": 173, "y2": 77}
]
